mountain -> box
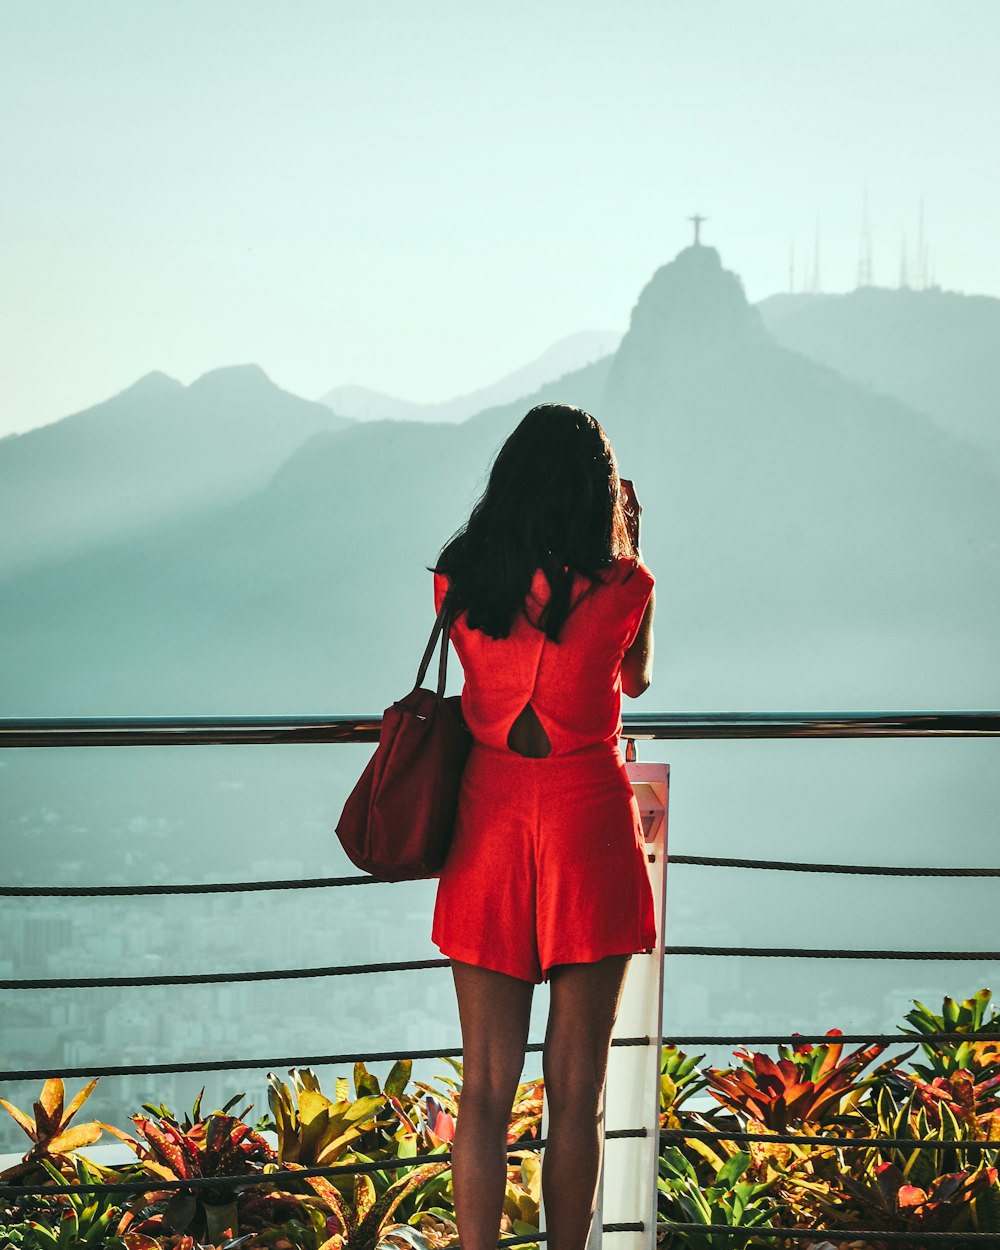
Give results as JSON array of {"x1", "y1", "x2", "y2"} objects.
[
  {"x1": 602, "y1": 243, "x2": 1000, "y2": 706},
  {"x1": 317, "y1": 330, "x2": 622, "y2": 423},
  {"x1": 2, "y1": 245, "x2": 998, "y2": 720},
  {"x1": 0, "y1": 364, "x2": 353, "y2": 576},
  {"x1": 0, "y1": 360, "x2": 611, "y2": 717},
  {"x1": 756, "y1": 286, "x2": 1000, "y2": 459}
]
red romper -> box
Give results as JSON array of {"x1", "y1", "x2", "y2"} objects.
[{"x1": 431, "y1": 556, "x2": 657, "y2": 983}]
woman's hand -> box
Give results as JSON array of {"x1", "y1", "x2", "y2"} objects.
[{"x1": 620, "y1": 478, "x2": 642, "y2": 555}]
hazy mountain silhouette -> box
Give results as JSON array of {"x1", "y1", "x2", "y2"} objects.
[
  {"x1": 601, "y1": 243, "x2": 1000, "y2": 705},
  {"x1": 757, "y1": 286, "x2": 1000, "y2": 460},
  {"x1": 318, "y1": 330, "x2": 621, "y2": 423},
  {"x1": 0, "y1": 364, "x2": 353, "y2": 575},
  {"x1": 0, "y1": 359, "x2": 612, "y2": 716},
  {"x1": 2, "y1": 245, "x2": 997, "y2": 718}
]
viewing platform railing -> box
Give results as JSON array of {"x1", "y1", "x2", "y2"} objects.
[{"x1": 2, "y1": 710, "x2": 999, "y2": 1247}]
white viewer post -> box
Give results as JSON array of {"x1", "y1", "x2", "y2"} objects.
[{"x1": 590, "y1": 759, "x2": 669, "y2": 1250}]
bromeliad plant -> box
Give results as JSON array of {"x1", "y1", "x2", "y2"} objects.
[
  {"x1": 898, "y1": 989, "x2": 1000, "y2": 1140},
  {"x1": 898, "y1": 1065, "x2": 1000, "y2": 1143},
  {"x1": 266, "y1": 1066, "x2": 395, "y2": 1169},
  {"x1": 0, "y1": 1079, "x2": 104, "y2": 1185},
  {"x1": 264, "y1": 1063, "x2": 459, "y2": 1244},
  {"x1": 837, "y1": 1159, "x2": 1000, "y2": 1241},
  {"x1": 857, "y1": 1081, "x2": 1000, "y2": 1184},
  {"x1": 104, "y1": 1090, "x2": 275, "y2": 1245},
  {"x1": 703, "y1": 1031, "x2": 913, "y2": 1130},
  {"x1": 903, "y1": 988, "x2": 1000, "y2": 1082}
]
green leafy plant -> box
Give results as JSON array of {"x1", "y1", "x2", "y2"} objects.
[
  {"x1": 657, "y1": 1145, "x2": 780, "y2": 1248},
  {"x1": 266, "y1": 1067, "x2": 393, "y2": 1169},
  {"x1": 660, "y1": 1047, "x2": 709, "y2": 1132},
  {"x1": 857, "y1": 1081, "x2": 1000, "y2": 1187},
  {"x1": 0, "y1": 1158, "x2": 122, "y2": 1250},
  {"x1": 900, "y1": 988, "x2": 1000, "y2": 1140},
  {"x1": 301, "y1": 1162, "x2": 449, "y2": 1250},
  {"x1": 262, "y1": 1062, "x2": 459, "y2": 1244}
]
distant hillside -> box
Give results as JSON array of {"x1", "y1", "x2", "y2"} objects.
[
  {"x1": 0, "y1": 360, "x2": 610, "y2": 717},
  {"x1": 757, "y1": 286, "x2": 1000, "y2": 459},
  {"x1": 318, "y1": 330, "x2": 622, "y2": 423},
  {"x1": 0, "y1": 364, "x2": 353, "y2": 576},
  {"x1": 602, "y1": 244, "x2": 1000, "y2": 706},
  {"x1": 2, "y1": 249, "x2": 998, "y2": 719}
]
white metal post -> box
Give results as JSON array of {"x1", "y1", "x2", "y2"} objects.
[{"x1": 596, "y1": 760, "x2": 670, "y2": 1250}]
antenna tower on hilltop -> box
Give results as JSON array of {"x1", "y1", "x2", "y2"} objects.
[
  {"x1": 857, "y1": 190, "x2": 874, "y2": 288},
  {"x1": 811, "y1": 219, "x2": 822, "y2": 293},
  {"x1": 916, "y1": 197, "x2": 930, "y2": 289}
]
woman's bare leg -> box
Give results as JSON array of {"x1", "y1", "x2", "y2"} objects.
[
  {"x1": 450, "y1": 960, "x2": 535, "y2": 1250},
  {"x1": 541, "y1": 955, "x2": 630, "y2": 1250}
]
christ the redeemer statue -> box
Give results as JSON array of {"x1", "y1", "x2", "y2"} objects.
[{"x1": 688, "y1": 213, "x2": 707, "y2": 244}]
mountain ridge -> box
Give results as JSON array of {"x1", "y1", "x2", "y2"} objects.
[
  {"x1": 757, "y1": 285, "x2": 1000, "y2": 458},
  {"x1": 0, "y1": 364, "x2": 354, "y2": 576},
  {"x1": 317, "y1": 330, "x2": 622, "y2": 423}
]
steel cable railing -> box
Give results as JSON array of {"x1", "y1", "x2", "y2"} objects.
[
  {"x1": 3, "y1": 853, "x2": 998, "y2": 897},
  {"x1": 0, "y1": 957, "x2": 452, "y2": 991},
  {"x1": 669, "y1": 854, "x2": 1000, "y2": 876},
  {"x1": 661, "y1": 1125, "x2": 1000, "y2": 1153},
  {"x1": 0, "y1": 874, "x2": 385, "y2": 897},
  {"x1": 4, "y1": 943, "x2": 999, "y2": 994},
  {"x1": 0, "y1": 1131, "x2": 647, "y2": 1198},
  {"x1": 0, "y1": 1028, "x2": 990, "y2": 1083},
  {"x1": 656, "y1": 1227, "x2": 1000, "y2": 1243},
  {"x1": 0, "y1": 1037, "x2": 654, "y2": 1083},
  {"x1": 2, "y1": 711, "x2": 999, "y2": 1245}
]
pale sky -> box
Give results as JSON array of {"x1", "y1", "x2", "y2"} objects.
[{"x1": 2, "y1": 0, "x2": 998, "y2": 436}]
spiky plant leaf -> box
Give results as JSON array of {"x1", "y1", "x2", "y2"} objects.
[
  {"x1": 385, "y1": 1061, "x2": 413, "y2": 1099},
  {"x1": 0, "y1": 1097, "x2": 38, "y2": 1139},
  {"x1": 45, "y1": 1123, "x2": 103, "y2": 1155}
]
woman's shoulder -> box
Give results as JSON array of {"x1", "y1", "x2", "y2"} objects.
[{"x1": 601, "y1": 555, "x2": 654, "y2": 591}]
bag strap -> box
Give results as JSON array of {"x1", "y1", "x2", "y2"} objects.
[{"x1": 415, "y1": 598, "x2": 453, "y2": 697}]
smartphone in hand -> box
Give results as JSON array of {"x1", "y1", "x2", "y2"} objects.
[{"x1": 620, "y1": 477, "x2": 641, "y2": 551}]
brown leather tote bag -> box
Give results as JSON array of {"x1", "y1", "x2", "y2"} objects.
[{"x1": 335, "y1": 600, "x2": 471, "y2": 881}]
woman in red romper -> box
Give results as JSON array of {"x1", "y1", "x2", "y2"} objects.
[{"x1": 432, "y1": 403, "x2": 656, "y2": 1250}]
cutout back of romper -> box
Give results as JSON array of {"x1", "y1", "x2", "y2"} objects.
[{"x1": 507, "y1": 702, "x2": 552, "y2": 758}]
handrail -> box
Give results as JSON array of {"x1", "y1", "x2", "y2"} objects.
[{"x1": 1, "y1": 709, "x2": 998, "y2": 747}]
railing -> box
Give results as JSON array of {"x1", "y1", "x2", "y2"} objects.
[
  {"x1": 2, "y1": 710, "x2": 999, "y2": 1248},
  {"x1": 3, "y1": 709, "x2": 998, "y2": 747}
]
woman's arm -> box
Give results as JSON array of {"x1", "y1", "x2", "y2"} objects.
[{"x1": 622, "y1": 587, "x2": 654, "y2": 697}]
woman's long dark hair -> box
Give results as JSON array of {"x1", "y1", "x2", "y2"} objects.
[{"x1": 436, "y1": 403, "x2": 635, "y2": 640}]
